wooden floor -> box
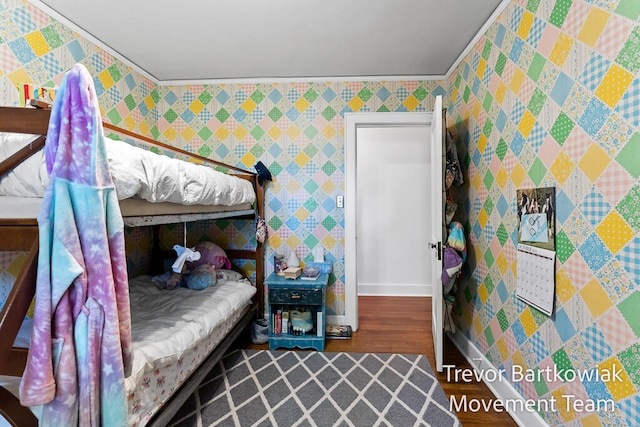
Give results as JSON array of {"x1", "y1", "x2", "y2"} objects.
[{"x1": 241, "y1": 296, "x2": 518, "y2": 427}]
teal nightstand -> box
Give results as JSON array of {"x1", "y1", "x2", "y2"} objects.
[{"x1": 266, "y1": 272, "x2": 328, "y2": 351}]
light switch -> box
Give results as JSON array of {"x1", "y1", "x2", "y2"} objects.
[{"x1": 336, "y1": 195, "x2": 344, "y2": 208}]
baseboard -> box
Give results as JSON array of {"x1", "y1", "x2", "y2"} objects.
[
  {"x1": 447, "y1": 331, "x2": 549, "y2": 427},
  {"x1": 357, "y1": 282, "x2": 432, "y2": 296}
]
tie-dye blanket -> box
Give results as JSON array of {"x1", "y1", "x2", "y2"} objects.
[{"x1": 19, "y1": 63, "x2": 132, "y2": 426}]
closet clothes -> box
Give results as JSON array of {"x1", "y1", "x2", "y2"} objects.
[{"x1": 19, "y1": 64, "x2": 132, "y2": 427}]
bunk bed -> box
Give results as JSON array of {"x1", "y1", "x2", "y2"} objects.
[{"x1": 0, "y1": 86, "x2": 266, "y2": 425}]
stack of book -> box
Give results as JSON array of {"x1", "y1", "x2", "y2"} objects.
[{"x1": 325, "y1": 325, "x2": 352, "y2": 340}]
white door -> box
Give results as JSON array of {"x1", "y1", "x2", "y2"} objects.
[
  {"x1": 430, "y1": 95, "x2": 445, "y2": 372},
  {"x1": 344, "y1": 110, "x2": 444, "y2": 337}
]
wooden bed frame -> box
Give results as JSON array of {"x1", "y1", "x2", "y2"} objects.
[{"x1": 0, "y1": 105, "x2": 266, "y2": 426}]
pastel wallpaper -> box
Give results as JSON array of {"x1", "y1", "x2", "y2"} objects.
[
  {"x1": 446, "y1": 0, "x2": 640, "y2": 426},
  {"x1": 0, "y1": 0, "x2": 445, "y2": 317},
  {"x1": 2, "y1": 0, "x2": 639, "y2": 425}
]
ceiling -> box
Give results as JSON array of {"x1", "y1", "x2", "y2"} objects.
[{"x1": 33, "y1": 0, "x2": 505, "y2": 84}]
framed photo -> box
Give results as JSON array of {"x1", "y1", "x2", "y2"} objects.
[
  {"x1": 516, "y1": 187, "x2": 555, "y2": 251},
  {"x1": 273, "y1": 254, "x2": 287, "y2": 275}
]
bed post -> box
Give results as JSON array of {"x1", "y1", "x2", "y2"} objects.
[{"x1": 255, "y1": 176, "x2": 265, "y2": 317}]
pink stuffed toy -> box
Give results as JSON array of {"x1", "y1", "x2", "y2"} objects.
[{"x1": 192, "y1": 241, "x2": 231, "y2": 270}]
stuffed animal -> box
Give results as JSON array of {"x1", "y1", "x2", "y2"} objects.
[
  {"x1": 192, "y1": 241, "x2": 231, "y2": 270},
  {"x1": 186, "y1": 264, "x2": 217, "y2": 290}
]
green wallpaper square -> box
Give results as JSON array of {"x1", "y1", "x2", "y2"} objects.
[
  {"x1": 616, "y1": 0, "x2": 640, "y2": 20},
  {"x1": 618, "y1": 343, "x2": 640, "y2": 388},
  {"x1": 549, "y1": 0, "x2": 573, "y2": 28},
  {"x1": 552, "y1": 348, "x2": 574, "y2": 382},
  {"x1": 549, "y1": 112, "x2": 574, "y2": 146},
  {"x1": 527, "y1": 53, "x2": 546, "y2": 82},
  {"x1": 528, "y1": 88, "x2": 547, "y2": 117},
  {"x1": 618, "y1": 292, "x2": 640, "y2": 338},
  {"x1": 616, "y1": 133, "x2": 640, "y2": 178},
  {"x1": 617, "y1": 185, "x2": 640, "y2": 231},
  {"x1": 485, "y1": 326, "x2": 496, "y2": 347},
  {"x1": 495, "y1": 52, "x2": 508, "y2": 76},
  {"x1": 616, "y1": 26, "x2": 640, "y2": 74},
  {"x1": 498, "y1": 308, "x2": 510, "y2": 332}
]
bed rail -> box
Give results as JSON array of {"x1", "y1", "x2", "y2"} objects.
[
  {"x1": 102, "y1": 122, "x2": 255, "y2": 176},
  {"x1": 0, "y1": 106, "x2": 50, "y2": 134},
  {"x1": 0, "y1": 246, "x2": 36, "y2": 374}
]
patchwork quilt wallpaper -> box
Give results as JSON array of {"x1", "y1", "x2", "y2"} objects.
[
  {"x1": 1, "y1": 0, "x2": 639, "y2": 425},
  {"x1": 0, "y1": 0, "x2": 445, "y2": 317},
  {"x1": 446, "y1": 0, "x2": 640, "y2": 425}
]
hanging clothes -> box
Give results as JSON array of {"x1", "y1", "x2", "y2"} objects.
[{"x1": 20, "y1": 63, "x2": 132, "y2": 426}]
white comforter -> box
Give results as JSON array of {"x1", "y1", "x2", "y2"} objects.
[{"x1": 0, "y1": 132, "x2": 255, "y2": 206}]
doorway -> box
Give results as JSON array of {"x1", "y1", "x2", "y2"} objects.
[
  {"x1": 344, "y1": 112, "x2": 438, "y2": 331},
  {"x1": 355, "y1": 126, "x2": 431, "y2": 297}
]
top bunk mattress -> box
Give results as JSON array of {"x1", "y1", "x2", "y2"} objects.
[{"x1": 0, "y1": 131, "x2": 256, "y2": 217}]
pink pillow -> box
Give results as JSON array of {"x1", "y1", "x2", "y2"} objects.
[{"x1": 192, "y1": 241, "x2": 231, "y2": 269}]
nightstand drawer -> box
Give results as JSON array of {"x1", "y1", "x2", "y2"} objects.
[{"x1": 269, "y1": 288, "x2": 323, "y2": 304}]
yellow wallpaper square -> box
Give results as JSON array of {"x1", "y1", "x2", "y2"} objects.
[
  {"x1": 595, "y1": 211, "x2": 635, "y2": 254},
  {"x1": 600, "y1": 356, "x2": 636, "y2": 400},
  {"x1": 579, "y1": 279, "x2": 613, "y2": 318},
  {"x1": 578, "y1": 144, "x2": 610, "y2": 182},
  {"x1": 595, "y1": 64, "x2": 635, "y2": 108},
  {"x1": 577, "y1": 8, "x2": 610, "y2": 47}
]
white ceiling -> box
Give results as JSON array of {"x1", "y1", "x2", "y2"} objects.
[{"x1": 33, "y1": 0, "x2": 505, "y2": 84}]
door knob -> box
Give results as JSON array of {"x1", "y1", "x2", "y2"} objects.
[{"x1": 430, "y1": 242, "x2": 442, "y2": 261}]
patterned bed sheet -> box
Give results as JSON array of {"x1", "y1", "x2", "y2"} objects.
[
  {"x1": 2, "y1": 274, "x2": 256, "y2": 426},
  {"x1": 125, "y1": 275, "x2": 256, "y2": 425}
]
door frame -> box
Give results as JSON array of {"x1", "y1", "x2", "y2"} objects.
[{"x1": 344, "y1": 112, "x2": 435, "y2": 331}]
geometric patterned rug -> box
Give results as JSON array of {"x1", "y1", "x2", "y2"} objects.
[{"x1": 169, "y1": 349, "x2": 460, "y2": 427}]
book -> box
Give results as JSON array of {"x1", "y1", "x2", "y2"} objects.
[
  {"x1": 283, "y1": 267, "x2": 302, "y2": 279},
  {"x1": 301, "y1": 267, "x2": 321, "y2": 280},
  {"x1": 282, "y1": 309, "x2": 289, "y2": 334},
  {"x1": 325, "y1": 325, "x2": 352, "y2": 340},
  {"x1": 275, "y1": 309, "x2": 282, "y2": 335}
]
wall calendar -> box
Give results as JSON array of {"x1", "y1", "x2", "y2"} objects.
[
  {"x1": 515, "y1": 187, "x2": 556, "y2": 316},
  {"x1": 516, "y1": 243, "x2": 556, "y2": 316}
]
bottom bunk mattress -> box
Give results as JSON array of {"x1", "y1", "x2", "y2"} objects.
[
  {"x1": 2, "y1": 273, "x2": 256, "y2": 426},
  {"x1": 126, "y1": 274, "x2": 256, "y2": 425}
]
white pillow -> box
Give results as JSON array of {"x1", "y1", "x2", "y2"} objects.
[{"x1": 0, "y1": 133, "x2": 48, "y2": 197}]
